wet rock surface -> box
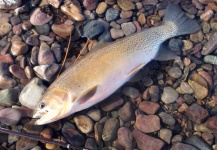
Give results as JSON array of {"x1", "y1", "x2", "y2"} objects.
[{"x1": 0, "y1": 1, "x2": 217, "y2": 150}]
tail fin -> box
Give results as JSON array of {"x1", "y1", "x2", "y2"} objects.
[{"x1": 163, "y1": 3, "x2": 200, "y2": 36}]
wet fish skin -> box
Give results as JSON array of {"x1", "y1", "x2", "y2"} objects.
[{"x1": 33, "y1": 3, "x2": 200, "y2": 125}]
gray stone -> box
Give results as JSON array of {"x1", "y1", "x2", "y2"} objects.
[
  {"x1": 0, "y1": 88, "x2": 19, "y2": 106},
  {"x1": 102, "y1": 118, "x2": 119, "y2": 141},
  {"x1": 161, "y1": 86, "x2": 179, "y2": 104},
  {"x1": 185, "y1": 135, "x2": 212, "y2": 150},
  {"x1": 0, "y1": 108, "x2": 22, "y2": 126},
  {"x1": 159, "y1": 112, "x2": 176, "y2": 126},
  {"x1": 19, "y1": 78, "x2": 47, "y2": 109},
  {"x1": 105, "y1": 9, "x2": 119, "y2": 22}
]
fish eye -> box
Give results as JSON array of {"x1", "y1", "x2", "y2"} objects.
[{"x1": 39, "y1": 102, "x2": 46, "y2": 109}]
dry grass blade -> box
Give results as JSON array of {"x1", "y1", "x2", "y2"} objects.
[{"x1": 56, "y1": 32, "x2": 72, "y2": 78}]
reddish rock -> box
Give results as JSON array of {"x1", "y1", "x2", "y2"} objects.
[
  {"x1": 135, "y1": 114, "x2": 161, "y2": 133},
  {"x1": 204, "y1": 116, "x2": 217, "y2": 133},
  {"x1": 9, "y1": 64, "x2": 27, "y2": 79},
  {"x1": 132, "y1": 129, "x2": 165, "y2": 150},
  {"x1": 30, "y1": 7, "x2": 53, "y2": 26},
  {"x1": 0, "y1": 54, "x2": 14, "y2": 63},
  {"x1": 117, "y1": 127, "x2": 133, "y2": 149},
  {"x1": 83, "y1": 0, "x2": 98, "y2": 11},
  {"x1": 202, "y1": 32, "x2": 217, "y2": 55},
  {"x1": 139, "y1": 101, "x2": 160, "y2": 115},
  {"x1": 100, "y1": 94, "x2": 124, "y2": 111},
  {"x1": 186, "y1": 103, "x2": 209, "y2": 124}
]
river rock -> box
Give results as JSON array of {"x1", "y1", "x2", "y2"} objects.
[
  {"x1": 0, "y1": 108, "x2": 22, "y2": 126},
  {"x1": 158, "y1": 128, "x2": 172, "y2": 144},
  {"x1": 110, "y1": 28, "x2": 124, "y2": 39},
  {"x1": 96, "y1": 2, "x2": 107, "y2": 15},
  {"x1": 38, "y1": 42, "x2": 56, "y2": 65},
  {"x1": 0, "y1": 75, "x2": 17, "y2": 89},
  {"x1": 11, "y1": 41, "x2": 28, "y2": 56},
  {"x1": 9, "y1": 64, "x2": 27, "y2": 79},
  {"x1": 16, "y1": 137, "x2": 38, "y2": 150},
  {"x1": 33, "y1": 64, "x2": 60, "y2": 82},
  {"x1": 168, "y1": 67, "x2": 182, "y2": 78},
  {"x1": 30, "y1": 7, "x2": 53, "y2": 26},
  {"x1": 73, "y1": 115, "x2": 94, "y2": 134},
  {"x1": 82, "y1": 20, "x2": 105, "y2": 39},
  {"x1": 186, "y1": 103, "x2": 209, "y2": 124},
  {"x1": 117, "y1": 0, "x2": 135, "y2": 11},
  {"x1": 0, "y1": 23, "x2": 12, "y2": 36},
  {"x1": 51, "y1": 24, "x2": 74, "y2": 37},
  {"x1": 102, "y1": 118, "x2": 119, "y2": 141},
  {"x1": 132, "y1": 129, "x2": 165, "y2": 150},
  {"x1": 171, "y1": 142, "x2": 198, "y2": 150},
  {"x1": 83, "y1": 0, "x2": 98, "y2": 11},
  {"x1": 122, "y1": 86, "x2": 139, "y2": 98},
  {"x1": 159, "y1": 112, "x2": 176, "y2": 126},
  {"x1": 201, "y1": 32, "x2": 217, "y2": 55},
  {"x1": 185, "y1": 135, "x2": 212, "y2": 150},
  {"x1": 118, "y1": 102, "x2": 133, "y2": 121},
  {"x1": 136, "y1": 114, "x2": 161, "y2": 133},
  {"x1": 87, "y1": 109, "x2": 101, "y2": 121},
  {"x1": 121, "y1": 22, "x2": 136, "y2": 36},
  {"x1": 105, "y1": 9, "x2": 119, "y2": 22},
  {"x1": 47, "y1": 0, "x2": 62, "y2": 8},
  {"x1": 61, "y1": 2, "x2": 85, "y2": 22},
  {"x1": 19, "y1": 78, "x2": 47, "y2": 109},
  {"x1": 204, "y1": 116, "x2": 217, "y2": 133},
  {"x1": 0, "y1": 0, "x2": 22, "y2": 9},
  {"x1": 188, "y1": 73, "x2": 208, "y2": 99},
  {"x1": 139, "y1": 101, "x2": 160, "y2": 115},
  {"x1": 0, "y1": 88, "x2": 19, "y2": 107},
  {"x1": 161, "y1": 86, "x2": 179, "y2": 104},
  {"x1": 117, "y1": 127, "x2": 133, "y2": 149},
  {"x1": 62, "y1": 122, "x2": 85, "y2": 146}
]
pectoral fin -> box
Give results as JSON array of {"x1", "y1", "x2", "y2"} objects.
[
  {"x1": 73, "y1": 85, "x2": 98, "y2": 104},
  {"x1": 128, "y1": 64, "x2": 145, "y2": 77}
]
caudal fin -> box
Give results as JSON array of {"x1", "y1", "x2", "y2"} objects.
[{"x1": 163, "y1": 3, "x2": 200, "y2": 36}]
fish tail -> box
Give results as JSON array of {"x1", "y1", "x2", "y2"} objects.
[{"x1": 163, "y1": 3, "x2": 200, "y2": 36}]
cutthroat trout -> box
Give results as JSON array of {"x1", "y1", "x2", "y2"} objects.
[{"x1": 33, "y1": 3, "x2": 200, "y2": 125}]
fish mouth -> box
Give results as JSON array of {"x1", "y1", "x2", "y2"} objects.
[{"x1": 34, "y1": 110, "x2": 61, "y2": 125}]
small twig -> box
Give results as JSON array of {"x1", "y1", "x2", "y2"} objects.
[
  {"x1": 57, "y1": 32, "x2": 72, "y2": 78},
  {"x1": 75, "y1": 39, "x2": 90, "y2": 62},
  {"x1": 0, "y1": 127, "x2": 91, "y2": 150}
]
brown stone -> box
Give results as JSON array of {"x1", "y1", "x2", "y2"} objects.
[
  {"x1": 204, "y1": 116, "x2": 217, "y2": 133},
  {"x1": 139, "y1": 101, "x2": 160, "y2": 114},
  {"x1": 186, "y1": 103, "x2": 209, "y2": 124},
  {"x1": 132, "y1": 129, "x2": 165, "y2": 150},
  {"x1": 51, "y1": 24, "x2": 74, "y2": 37},
  {"x1": 135, "y1": 114, "x2": 161, "y2": 133}
]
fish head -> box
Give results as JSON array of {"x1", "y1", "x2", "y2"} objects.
[{"x1": 33, "y1": 87, "x2": 76, "y2": 125}]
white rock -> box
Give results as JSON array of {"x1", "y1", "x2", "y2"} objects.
[{"x1": 19, "y1": 78, "x2": 47, "y2": 109}]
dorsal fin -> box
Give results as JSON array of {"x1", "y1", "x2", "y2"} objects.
[{"x1": 73, "y1": 85, "x2": 98, "y2": 104}]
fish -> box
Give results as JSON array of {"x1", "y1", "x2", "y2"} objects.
[{"x1": 33, "y1": 3, "x2": 200, "y2": 125}]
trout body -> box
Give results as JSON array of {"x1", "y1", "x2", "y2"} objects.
[{"x1": 33, "y1": 3, "x2": 200, "y2": 125}]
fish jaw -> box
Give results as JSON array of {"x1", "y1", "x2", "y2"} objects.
[
  {"x1": 34, "y1": 109, "x2": 61, "y2": 125},
  {"x1": 33, "y1": 100, "x2": 74, "y2": 125}
]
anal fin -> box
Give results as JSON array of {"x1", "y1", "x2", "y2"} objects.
[
  {"x1": 154, "y1": 44, "x2": 178, "y2": 61},
  {"x1": 128, "y1": 64, "x2": 145, "y2": 77}
]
